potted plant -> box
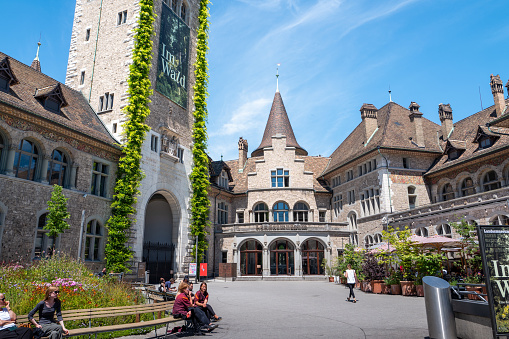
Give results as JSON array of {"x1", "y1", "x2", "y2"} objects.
[
  {"x1": 414, "y1": 275, "x2": 424, "y2": 297},
  {"x1": 381, "y1": 276, "x2": 391, "y2": 294},
  {"x1": 363, "y1": 255, "x2": 386, "y2": 294},
  {"x1": 415, "y1": 251, "x2": 445, "y2": 297},
  {"x1": 387, "y1": 270, "x2": 402, "y2": 295},
  {"x1": 464, "y1": 274, "x2": 483, "y2": 300},
  {"x1": 340, "y1": 244, "x2": 364, "y2": 288},
  {"x1": 322, "y1": 258, "x2": 335, "y2": 282}
]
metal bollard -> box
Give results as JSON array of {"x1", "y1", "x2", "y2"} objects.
[{"x1": 423, "y1": 276, "x2": 457, "y2": 339}]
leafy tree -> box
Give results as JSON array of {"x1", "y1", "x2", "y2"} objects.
[
  {"x1": 336, "y1": 243, "x2": 365, "y2": 278},
  {"x1": 105, "y1": 0, "x2": 155, "y2": 273},
  {"x1": 190, "y1": 0, "x2": 211, "y2": 264},
  {"x1": 450, "y1": 218, "x2": 481, "y2": 280},
  {"x1": 382, "y1": 226, "x2": 418, "y2": 281},
  {"x1": 45, "y1": 185, "x2": 71, "y2": 238}
]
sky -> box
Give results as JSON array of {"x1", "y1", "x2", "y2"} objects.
[{"x1": 1, "y1": 0, "x2": 509, "y2": 161}]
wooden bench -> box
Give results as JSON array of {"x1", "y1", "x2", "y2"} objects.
[
  {"x1": 146, "y1": 290, "x2": 177, "y2": 302},
  {"x1": 16, "y1": 300, "x2": 181, "y2": 338}
]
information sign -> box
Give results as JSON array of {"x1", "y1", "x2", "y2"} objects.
[
  {"x1": 189, "y1": 263, "x2": 197, "y2": 277},
  {"x1": 200, "y1": 263, "x2": 207, "y2": 277}
]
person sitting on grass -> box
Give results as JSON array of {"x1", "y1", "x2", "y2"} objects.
[
  {"x1": 172, "y1": 283, "x2": 217, "y2": 333},
  {"x1": 28, "y1": 286, "x2": 69, "y2": 339},
  {"x1": 194, "y1": 282, "x2": 222, "y2": 322},
  {"x1": 0, "y1": 293, "x2": 33, "y2": 339}
]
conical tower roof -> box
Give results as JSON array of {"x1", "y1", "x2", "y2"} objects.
[{"x1": 252, "y1": 91, "x2": 307, "y2": 157}]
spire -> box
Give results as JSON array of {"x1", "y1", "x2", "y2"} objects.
[
  {"x1": 30, "y1": 41, "x2": 41, "y2": 72},
  {"x1": 252, "y1": 91, "x2": 307, "y2": 157}
]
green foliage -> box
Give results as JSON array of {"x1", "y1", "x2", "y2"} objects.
[
  {"x1": 45, "y1": 185, "x2": 71, "y2": 238},
  {"x1": 415, "y1": 252, "x2": 445, "y2": 285},
  {"x1": 336, "y1": 244, "x2": 364, "y2": 277},
  {"x1": 190, "y1": 0, "x2": 211, "y2": 263},
  {"x1": 450, "y1": 218, "x2": 482, "y2": 277},
  {"x1": 105, "y1": 0, "x2": 155, "y2": 273},
  {"x1": 382, "y1": 226, "x2": 418, "y2": 281}
]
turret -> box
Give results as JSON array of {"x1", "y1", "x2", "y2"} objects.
[
  {"x1": 409, "y1": 102, "x2": 424, "y2": 147},
  {"x1": 439, "y1": 103, "x2": 453, "y2": 140},
  {"x1": 491, "y1": 74, "x2": 505, "y2": 117}
]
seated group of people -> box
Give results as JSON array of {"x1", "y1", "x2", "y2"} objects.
[{"x1": 171, "y1": 280, "x2": 222, "y2": 333}]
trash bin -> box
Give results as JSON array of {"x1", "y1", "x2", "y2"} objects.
[{"x1": 423, "y1": 276, "x2": 457, "y2": 339}]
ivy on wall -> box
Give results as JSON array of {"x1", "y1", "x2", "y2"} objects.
[
  {"x1": 105, "y1": 0, "x2": 155, "y2": 273},
  {"x1": 190, "y1": 0, "x2": 211, "y2": 263}
]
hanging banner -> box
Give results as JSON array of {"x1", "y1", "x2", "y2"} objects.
[
  {"x1": 200, "y1": 263, "x2": 207, "y2": 277},
  {"x1": 478, "y1": 225, "x2": 509, "y2": 338},
  {"x1": 155, "y1": 3, "x2": 190, "y2": 108},
  {"x1": 189, "y1": 263, "x2": 197, "y2": 277}
]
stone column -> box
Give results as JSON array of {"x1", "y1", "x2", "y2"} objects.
[
  {"x1": 269, "y1": 209, "x2": 274, "y2": 222},
  {"x1": 295, "y1": 245, "x2": 301, "y2": 276},
  {"x1": 40, "y1": 156, "x2": 50, "y2": 184},
  {"x1": 5, "y1": 146, "x2": 17, "y2": 176},
  {"x1": 288, "y1": 209, "x2": 293, "y2": 222},
  {"x1": 70, "y1": 165, "x2": 78, "y2": 190},
  {"x1": 263, "y1": 246, "x2": 270, "y2": 277}
]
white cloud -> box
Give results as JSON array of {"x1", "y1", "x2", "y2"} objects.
[{"x1": 211, "y1": 97, "x2": 272, "y2": 137}]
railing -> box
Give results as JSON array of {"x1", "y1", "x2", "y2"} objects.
[
  {"x1": 389, "y1": 185, "x2": 509, "y2": 222},
  {"x1": 218, "y1": 222, "x2": 349, "y2": 233},
  {"x1": 451, "y1": 283, "x2": 488, "y2": 302}
]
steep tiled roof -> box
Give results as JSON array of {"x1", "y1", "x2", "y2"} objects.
[
  {"x1": 224, "y1": 157, "x2": 260, "y2": 193},
  {"x1": 0, "y1": 52, "x2": 118, "y2": 146},
  {"x1": 304, "y1": 156, "x2": 330, "y2": 192},
  {"x1": 425, "y1": 100, "x2": 509, "y2": 175},
  {"x1": 252, "y1": 91, "x2": 307, "y2": 157},
  {"x1": 209, "y1": 160, "x2": 233, "y2": 181},
  {"x1": 323, "y1": 102, "x2": 442, "y2": 176}
]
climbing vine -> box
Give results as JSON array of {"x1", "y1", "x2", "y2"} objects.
[
  {"x1": 190, "y1": 0, "x2": 211, "y2": 263},
  {"x1": 105, "y1": 0, "x2": 155, "y2": 273}
]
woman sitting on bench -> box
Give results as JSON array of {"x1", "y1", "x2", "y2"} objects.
[
  {"x1": 28, "y1": 286, "x2": 69, "y2": 339},
  {"x1": 194, "y1": 282, "x2": 221, "y2": 322},
  {"x1": 172, "y1": 283, "x2": 217, "y2": 333}
]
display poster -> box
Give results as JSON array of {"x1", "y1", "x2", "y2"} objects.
[
  {"x1": 478, "y1": 225, "x2": 509, "y2": 338},
  {"x1": 200, "y1": 263, "x2": 207, "y2": 277},
  {"x1": 155, "y1": 3, "x2": 190, "y2": 108},
  {"x1": 189, "y1": 263, "x2": 197, "y2": 277}
]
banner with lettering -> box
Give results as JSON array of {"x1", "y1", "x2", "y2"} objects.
[
  {"x1": 155, "y1": 3, "x2": 190, "y2": 108},
  {"x1": 478, "y1": 225, "x2": 509, "y2": 337}
]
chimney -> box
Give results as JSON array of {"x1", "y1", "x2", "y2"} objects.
[
  {"x1": 506, "y1": 79, "x2": 509, "y2": 99},
  {"x1": 439, "y1": 103, "x2": 453, "y2": 140},
  {"x1": 409, "y1": 102, "x2": 424, "y2": 147},
  {"x1": 360, "y1": 103, "x2": 378, "y2": 141},
  {"x1": 238, "y1": 137, "x2": 248, "y2": 169},
  {"x1": 491, "y1": 74, "x2": 505, "y2": 117}
]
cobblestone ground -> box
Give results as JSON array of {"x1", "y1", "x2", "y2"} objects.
[{"x1": 123, "y1": 280, "x2": 429, "y2": 339}]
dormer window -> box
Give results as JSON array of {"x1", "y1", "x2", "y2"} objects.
[
  {"x1": 448, "y1": 149, "x2": 459, "y2": 160},
  {"x1": 0, "y1": 75, "x2": 8, "y2": 92},
  {"x1": 0, "y1": 57, "x2": 19, "y2": 93},
  {"x1": 45, "y1": 97, "x2": 60, "y2": 113},
  {"x1": 479, "y1": 136, "x2": 493, "y2": 149},
  {"x1": 219, "y1": 170, "x2": 229, "y2": 189}
]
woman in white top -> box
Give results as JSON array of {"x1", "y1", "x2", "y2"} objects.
[
  {"x1": 344, "y1": 264, "x2": 357, "y2": 303},
  {"x1": 0, "y1": 293, "x2": 33, "y2": 339}
]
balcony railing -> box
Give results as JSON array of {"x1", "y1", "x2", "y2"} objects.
[
  {"x1": 217, "y1": 221, "x2": 349, "y2": 234},
  {"x1": 389, "y1": 185, "x2": 509, "y2": 222}
]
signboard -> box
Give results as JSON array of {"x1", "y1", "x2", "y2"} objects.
[
  {"x1": 155, "y1": 3, "x2": 190, "y2": 108},
  {"x1": 189, "y1": 263, "x2": 197, "y2": 277},
  {"x1": 137, "y1": 262, "x2": 146, "y2": 279},
  {"x1": 478, "y1": 225, "x2": 509, "y2": 338},
  {"x1": 200, "y1": 263, "x2": 207, "y2": 277}
]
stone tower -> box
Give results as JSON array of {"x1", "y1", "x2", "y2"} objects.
[{"x1": 65, "y1": 0, "x2": 200, "y2": 280}]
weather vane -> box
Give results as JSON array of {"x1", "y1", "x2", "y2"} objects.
[{"x1": 276, "y1": 63, "x2": 280, "y2": 92}]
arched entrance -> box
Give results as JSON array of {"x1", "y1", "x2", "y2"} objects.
[
  {"x1": 301, "y1": 239, "x2": 325, "y2": 275},
  {"x1": 239, "y1": 240, "x2": 263, "y2": 275},
  {"x1": 143, "y1": 193, "x2": 176, "y2": 283},
  {"x1": 270, "y1": 239, "x2": 294, "y2": 275}
]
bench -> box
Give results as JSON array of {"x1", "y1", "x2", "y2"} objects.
[
  {"x1": 146, "y1": 290, "x2": 177, "y2": 302},
  {"x1": 16, "y1": 300, "x2": 180, "y2": 338}
]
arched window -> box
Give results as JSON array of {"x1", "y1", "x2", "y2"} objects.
[
  {"x1": 364, "y1": 235, "x2": 374, "y2": 248},
  {"x1": 350, "y1": 233, "x2": 358, "y2": 246},
  {"x1": 293, "y1": 202, "x2": 308, "y2": 222},
  {"x1": 483, "y1": 171, "x2": 501, "y2": 192},
  {"x1": 85, "y1": 220, "x2": 104, "y2": 261},
  {"x1": 348, "y1": 213, "x2": 357, "y2": 230},
  {"x1": 461, "y1": 177, "x2": 476, "y2": 197},
  {"x1": 415, "y1": 227, "x2": 428, "y2": 237},
  {"x1": 301, "y1": 240, "x2": 324, "y2": 275},
  {"x1": 441, "y1": 184, "x2": 454, "y2": 201},
  {"x1": 408, "y1": 186, "x2": 416, "y2": 209},
  {"x1": 180, "y1": 2, "x2": 187, "y2": 21},
  {"x1": 490, "y1": 215, "x2": 509, "y2": 226},
  {"x1": 47, "y1": 149, "x2": 68, "y2": 187},
  {"x1": 374, "y1": 233, "x2": 382, "y2": 244},
  {"x1": 270, "y1": 240, "x2": 294, "y2": 275},
  {"x1": 34, "y1": 213, "x2": 58, "y2": 259},
  {"x1": 254, "y1": 203, "x2": 269, "y2": 222},
  {"x1": 240, "y1": 240, "x2": 263, "y2": 275},
  {"x1": 14, "y1": 139, "x2": 39, "y2": 181},
  {"x1": 273, "y1": 202, "x2": 289, "y2": 222},
  {"x1": 171, "y1": 0, "x2": 177, "y2": 12},
  {"x1": 436, "y1": 224, "x2": 452, "y2": 238}
]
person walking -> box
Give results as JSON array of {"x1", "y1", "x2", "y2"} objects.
[{"x1": 344, "y1": 264, "x2": 357, "y2": 303}]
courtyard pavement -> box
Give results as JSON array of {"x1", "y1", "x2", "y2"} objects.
[{"x1": 125, "y1": 280, "x2": 429, "y2": 339}]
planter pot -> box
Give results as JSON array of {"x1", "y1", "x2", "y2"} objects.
[
  {"x1": 381, "y1": 283, "x2": 391, "y2": 294},
  {"x1": 371, "y1": 280, "x2": 384, "y2": 294},
  {"x1": 362, "y1": 281, "x2": 372, "y2": 293},
  {"x1": 390, "y1": 284, "x2": 401, "y2": 295},
  {"x1": 328, "y1": 276, "x2": 334, "y2": 282},
  {"x1": 355, "y1": 281, "x2": 361, "y2": 289},
  {"x1": 340, "y1": 277, "x2": 347, "y2": 285},
  {"x1": 415, "y1": 284, "x2": 424, "y2": 297},
  {"x1": 400, "y1": 281, "x2": 416, "y2": 296},
  {"x1": 466, "y1": 286, "x2": 483, "y2": 300}
]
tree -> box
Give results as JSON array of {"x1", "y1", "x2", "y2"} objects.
[
  {"x1": 105, "y1": 0, "x2": 155, "y2": 273},
  {"x1": 450, "y1": 219, "x2": 481, "y2": 280},
  {"x1": 190, "y1": 0, "x2": 211, "y2": 264},
  {"x1": 45, "y1": 185, "x2": 71, "y2": 238}
]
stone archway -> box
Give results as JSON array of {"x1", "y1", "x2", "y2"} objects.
[{"x1": 143, "y1": 192, "x2": 179, "y2": 283}]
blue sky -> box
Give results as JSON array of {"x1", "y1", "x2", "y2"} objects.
[{"x1": 2, "y1": 0, "x2": 509, "y2": 161}]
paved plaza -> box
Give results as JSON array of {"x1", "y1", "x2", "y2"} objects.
[{"x1": 128, "y1": 280, "x2": 429, "y2": 339}]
